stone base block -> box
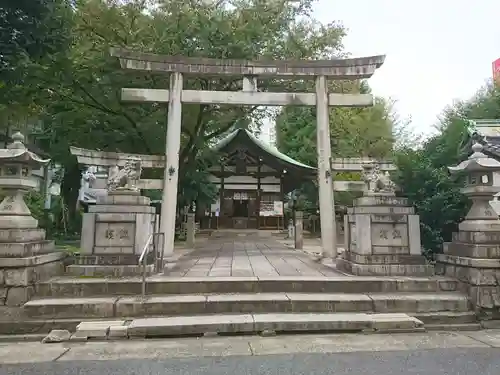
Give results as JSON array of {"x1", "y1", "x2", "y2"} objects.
[
  {"x1": 0, "y1": 240, "x2": 55, "y2": 257},
  {"x1": 97, "y1": 194, "x2": 150, "y2": 206},
  {"x1": 345, "y1": 252, "x2": 428, "y2": 265},
  {"x1": 467, "y1": 285, "x2": 500, "y2": 318},
  {"x1": 0, "y1": 251, "x2": 65, "y2": 306},
  {"x1": 452, "y1": 231, "x2": 500, "y2": 244},
  {"x1": 337, "y1": 258, "x2": 434, "y2": 276},
  {"x1": 437, "y1": 243, "x2": 500, "y2": 318},
  {"x1": 72, "y1": 253, "x2": 154, "y2": 266},
  {"x1": 0, "y1": 215, "x2": 38, "y2": 229},
  {"x1": 66, "y1": 264, "x2": 154, "y2": 277},
  {"x1": 89, "y1": 205, "x2": 155, "y2": 214},
  {"x1": 443, "y1": 241, "x2": 500, "y2": 258},
  {"x1": 0, "y1": 229, "x2": 46, "y2": 243},
  {"x1": 1, "y1": 254, "x2": 65, "y2": 288}
]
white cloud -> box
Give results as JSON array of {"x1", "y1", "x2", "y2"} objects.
[{"x1": 312, "y1": 0, "x2": 500, "y2": 134}]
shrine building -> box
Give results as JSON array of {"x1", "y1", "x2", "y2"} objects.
[{"x1": 198, "y1": 129, "x2": 316, "y2": 230}]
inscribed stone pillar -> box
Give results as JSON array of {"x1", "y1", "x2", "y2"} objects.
[
  {"x1": 76, "y1": 190, "x2": 156, "y2": 277},
  {"x1": 161, "y1": 72, "x2": 183, "y2": 257},
  {"x1": 315, "y1": 75, "x2": 337, "y2": 259},
  {"x1": 294, "y1": 211, "x2": 304, "y2": 250},
  {"x1": 186, "y1": 213, "x2": 195, "y2": 248},
  {"x1": 338, "y1": 163, "x2": 432, "y2": 276}
]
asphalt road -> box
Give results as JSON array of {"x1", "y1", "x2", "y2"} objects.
[{"x1": 1, "y1": 348, "x2": 499, "y2": 375}]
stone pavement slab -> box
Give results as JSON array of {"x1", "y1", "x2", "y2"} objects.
[
  {"x1": 0, "y1": 331, "x2": 495, "y2": 364},
  {"x1": 164, "y1": 235, "x2": 343, "y2": 277},
  {"x1": 0, "y1": 342, "x2": 69, "y2": 364}
]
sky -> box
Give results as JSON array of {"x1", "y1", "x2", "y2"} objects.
[{"x1": 310, "y1": 0, "x2": 500, "y2": 137}]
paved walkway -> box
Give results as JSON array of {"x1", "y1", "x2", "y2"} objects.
[
  {"x1": 164, "y1": 234, "x2": 342, "y2": 277},
  {"x1": 2, "y1": 330, "x2": 500, "y2": 365}
]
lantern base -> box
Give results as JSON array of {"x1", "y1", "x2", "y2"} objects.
[
  {"x1": 0, "y1": 228, "x2": 65, "y2": 306},
  {"x1": 459, "y1": 219, "x2": 500, "y2": 232},
  {"x1": 0, "y1": 215, "x2": 38, "y2": 229}
]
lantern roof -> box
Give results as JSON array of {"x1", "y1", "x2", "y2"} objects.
[
  {"x1": 0, "y1": 132, "x2": 50, "y2": 166},
  {"x1": 448, "y1": 143, "x2": 500, "y2": 173}
]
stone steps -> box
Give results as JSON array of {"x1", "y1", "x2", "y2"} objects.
[
  {"x1": 23, "y1": 292, "x2": 470, "y2": 319},
  {"x1": 36, "y1": 276, "x2": 460, "y2": 297},
  {"x1": 125, "y1": 313, "x2": 425, "y2": 337},
  {"x1": 413, "y1": 311, "x2": 477, "y2": 325},
  {"x1": 23, "y1": 276, "x2": 475, "y2": 335}
]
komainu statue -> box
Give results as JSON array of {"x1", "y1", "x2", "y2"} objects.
[
  {"x1": 362, "y1": 162, "x2": 396, "y2": 195},
  {"x1": 107, "y1": 156, "x2": 142, "y2": 192}
]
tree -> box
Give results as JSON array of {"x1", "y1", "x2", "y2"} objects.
[
  {"x1": 0, "y1": 0, "x2": 73, "y2": 108},
  {"x1": 275, "y1": 83, "x2": 395, "y2": 212},
  {"x1": 393, "y1": 82, "x2": 500, "y2": 257},
  {"x1": 28, "y1": 0, "x2": 348, "y2": 229}
]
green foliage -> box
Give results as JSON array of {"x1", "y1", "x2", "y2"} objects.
[
  {"x1": 394, "y1": 83, "x2": 500, "y2": 258},
  {"x1": 0, "y1": 0, "x2": 73, "y2": 112},
  {"x1": 6, "y1": 0, "x2": 348, "y2": 231},
  {"x1": 275, "y1": 88, "x2": 395, "y2": 212},
  {"x1": 23, "y1": 191, "x2": 45, "y2": 222}
]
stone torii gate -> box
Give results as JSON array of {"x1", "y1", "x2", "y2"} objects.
[{"x1": 110, "y1": 48, "x2": 385, "y2": 259}]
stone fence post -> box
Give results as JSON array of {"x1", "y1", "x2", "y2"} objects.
[
  {"x1": 294, "y1": 211, "x2": 303, "y2": 250},
  {"x1": 186, "y1": 213, "x2": 196, "y2": 248}
]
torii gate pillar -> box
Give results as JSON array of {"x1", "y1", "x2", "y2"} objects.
[{"x1": 161, "y1": 72, "x2": 183, "y2": 256}]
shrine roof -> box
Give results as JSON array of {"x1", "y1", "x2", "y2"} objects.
[
  {"x1": 467, "y1": 119, "x2": 500, "y2": 157},
  {"x1": 213, "y1": 129, "x2": 315, "y2": 171}
]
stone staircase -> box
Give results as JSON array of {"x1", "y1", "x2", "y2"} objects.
[{"x1": 9, "y1": 275, "x2": 479, "y2": 338}]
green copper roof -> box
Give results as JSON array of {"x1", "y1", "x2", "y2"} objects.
[
  {"x1": 213, "y1": 129, "x2": 315, "y2": 170},
  {"x1": 467, "y1": 119, "x2": 500, "y2": 137}
]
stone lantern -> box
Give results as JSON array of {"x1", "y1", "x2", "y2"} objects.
[
  {"x1": 448, "y1": 142, "x2": 500, "y2": 231},
  {"x1": 0, "y1": 132, "x2": 50, "y2": 228},
  {"x1": 437, "y1": 142, "x2": 500, "y2": 321},
  {"x1": 0, "y1": 132, "x2": 64, "y2": 306}
]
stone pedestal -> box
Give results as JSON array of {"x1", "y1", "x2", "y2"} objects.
[
  {"x1": 338, "y1": 194, "x2": 433, "y2": 276},
  {"x1": 0, "y1": 228, "x2": 65, "y2": 306},
  {"x1": 71, "y1": 190, "x2": 156, "y2": 277},
  {"x1": 294, "y1": 211, "x2": 303, "y2": 250},
  {"x1": 436, "y1": 232, "x2": 500, "y2": 320},
  {"x1": 186, "y1": 213, "x2": 195, "y2": 248}
]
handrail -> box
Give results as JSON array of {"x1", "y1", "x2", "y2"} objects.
[
  {"x1": 140, "y1": 234, "x2": 154, "y2": 298},
  {"x1": 139, "y1": 232, "x2": 164, "y2": 298},
  {"x1": 139, "y1": 234, "x2": 154, "y2": 264}
]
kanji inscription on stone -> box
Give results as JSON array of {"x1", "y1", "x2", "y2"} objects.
[
  {"x1": 119, "y1": 228, "x2": 129, "y2": 239},
  {"x1": 105, "y1": 229, "x2": 115, "y2": 239},
  {"x1": 372, "y1": 223, "x2": 408, "y2": 247},
  {"x1": 96, "y1": 223, "x2": 135, "y2": 248},
  {"x1": 392, "y1": 229, "x2": 402, "y2": 239}
]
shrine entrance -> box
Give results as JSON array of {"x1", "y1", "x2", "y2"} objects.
[
  {"x1": 110, "y1": 48, "x2": 385, "y2": 258},
  {"x1": 198, "y1": 128, "x2": 315, "y2": 231}
]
